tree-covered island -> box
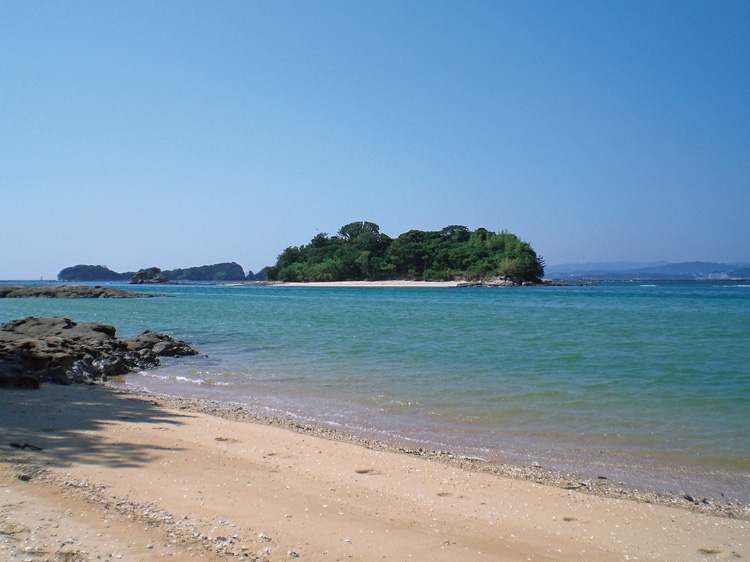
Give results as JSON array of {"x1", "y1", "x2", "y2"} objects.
[
  {"x1": 265, "y1": 222, "x2": 545, "y2": 284},
  {"x1": 58, "y1": 262, "x2": 258, "y2": 282}
]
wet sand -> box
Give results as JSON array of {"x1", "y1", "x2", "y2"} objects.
[{"x1": 1, "y1": 384, "x2": 747, "y2": 561}]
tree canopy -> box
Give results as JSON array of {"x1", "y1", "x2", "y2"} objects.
[
  {"x1": 162, "y1": 262, "x2": 246, "y2": 281},
  {"x1": 58, "y1": 265, "x2": 128, "y2": 282},
  {"x1": 58, "y1": 262, "x2": 248, "y2": 282},
  {"x1": 265, "y1": 222, "x2": 545, "y2": 283}
]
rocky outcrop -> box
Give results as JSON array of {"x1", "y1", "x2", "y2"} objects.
[
  {"x1": 0, "y1": 317, "x2": 199, "y2": 389},
  {"x1": 246, "y1": 267, "x2": 268, "y2": 281},
  {"x1": 455, "y1": 276, "x2": 522, "y2": 288},
  {"x1": 0, "y1": 285, "x2": 161, "y2": 298},
  {"x1": 484, "y1": 276, "x2": 520, "y2": 287},
  {"x1": 129, "y1": 268, "x2": 170, "y2": 284}
]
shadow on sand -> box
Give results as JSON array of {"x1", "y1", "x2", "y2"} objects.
[{"x1": 0, "y1": 384, "x2": 191, "y2": 469}]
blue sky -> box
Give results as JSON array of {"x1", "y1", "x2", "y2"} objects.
[{"x1": 2, "y1": 1, "x2": 748, "y2": 279}]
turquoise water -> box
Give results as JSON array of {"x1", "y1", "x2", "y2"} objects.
[{"x1": 2, "y1": 282, "x2": 749, "y2": 499}]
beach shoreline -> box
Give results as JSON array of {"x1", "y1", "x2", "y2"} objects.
[
  {"x1": 229, "y1": 280, "x2": 465, "y2": 288},
  {"x1": 112, "y1": 380, "x2": 750, "y2": 516},
  {"x1": 2, "y1": 382, "x2": 747, "y2": 561},
  {"x1": 124, "y1": 370, "x2": 750, "y2": 508}
]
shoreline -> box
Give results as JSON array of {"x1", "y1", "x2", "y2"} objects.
[
  {"x1": 124, "y1": 371, "x2": 750, "y2": 508},
  {"x1": 109, "y1": 381, "x2": 749, "y2": 520},
  {"x1": 230, "y1": 280, "x2": 464, "y2": 288},
  {"x1": 228, "y1": 279, "x2": 594, "y2": 288},
  {"x1": 1, "y1": 383, "x2": 748, "y2": 561}
]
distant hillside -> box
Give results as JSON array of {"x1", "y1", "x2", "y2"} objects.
[
  {"x1": 245, "y1": 268, "x2": 268, "y2": 281},
  {"x1": 58, "y1": 262, "x2": 260, "y2": 282},
  {"x1": 57, "y1": 265, "x2": 129, "y2": 282},
  {"x1": 545, "y1": 261, "x2": 669, "y2": 277},
  {"x1": 545, "y1": 261, "x2": 750, "y2": 280},
  {"x1": 162, "y1": 262, "x2": 245, "y2": 281}
]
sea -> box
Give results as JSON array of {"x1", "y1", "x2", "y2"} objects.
[{"x1": 2, "y1": 281, "x2": 749, "y2": 502}]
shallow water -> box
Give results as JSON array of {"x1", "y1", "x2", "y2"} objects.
[{"x1": 2, "y1": 281, "x2": 749, "y2": 500}]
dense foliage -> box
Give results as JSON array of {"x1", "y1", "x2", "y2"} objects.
[
  {"x1": 162, "y1": 262, "x2": 246, "y2": 281},
  {"x1": 245, "y1": 268, "x2": 268, "y2": 281},
  {"x1": 58, "y1": 262, "x2": 249, "y2": 282},
  {"x1": 265, "y1": 222, "x2": 545, "y2": 283},
  {"x1": 58, "y1": 265, "x2": 128, "y2": 282}
]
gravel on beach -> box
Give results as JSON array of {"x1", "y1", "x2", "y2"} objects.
[{"x1": 102, "y1": 381, "x2": 750, "y2": 521}]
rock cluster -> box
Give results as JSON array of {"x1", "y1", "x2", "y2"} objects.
[
  {"x1": 455, "y1": 277, "x2": 525, "y2": 288},
  {"x1": 0, "y1": 317, "x2": 198, "y2": 389},
  {"x1": 0, "y1": 285, "x2": 160, "y2": 298},
  {"x1": 129, "y1": 267, "x2": 171, "y2": 284}
]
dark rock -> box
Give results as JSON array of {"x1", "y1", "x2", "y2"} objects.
[
  {"x1": 161, "y1": 339, "x2": 198, "y2": 357},
  {"x1": 0, "y1": 285, "x2": 161, "y2": 299},
  {"x1": 14, "y1": 374, "x2": 41, "y2": 389},
  {"x1": 40, "y1": 365, "x2": 73, "y2": 385},
  {"x1": 0, "y1": 317, "x2": 199, "y2": 389},
  {"x1": 129, "y1": 268, "x2": 171, "y2": 284},
  {"x1": 124, "y1": 330, "x2": 169, "y2": 350}
]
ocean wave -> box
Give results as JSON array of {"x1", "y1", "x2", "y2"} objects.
[{"x1": 136, "y1": 370, "x2": 231, "y2": 386}]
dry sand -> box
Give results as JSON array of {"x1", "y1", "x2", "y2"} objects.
[
  {"x1": 263, "y1": 281, "x2": 464, "y2": 288},
  {"x1": 232, "y1": 281, "x2": 466, "y2": 289},
  {"x1": 1, "y1": 384, "x2": 747, "y2": 561}
]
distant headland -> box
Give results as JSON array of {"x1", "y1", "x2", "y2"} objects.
[
  {"x1": 58, "y1": 262, "x2": 268, "y2": 283},
  {"x1": 56, "y1": 222, "x2": 545, "y2": 286},
  {"x1": 545, "y1": 261, "x2": 750, "y2": 281},
  {"x1": 56, "y1": 224, "x2": 749, "y2": 286}
]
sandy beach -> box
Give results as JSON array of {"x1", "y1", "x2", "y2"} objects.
[
  {"x1": 284, "y1": 281, "x2": 464, "y2": 288},
  {"x1": 1, "y1": 384, "x2": 747, "y2": 561},
  {"x1": 231, "y1": 281, "x2": 466, "y2": 288}
]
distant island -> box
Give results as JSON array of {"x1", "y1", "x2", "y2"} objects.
[
  {"x1": 265, "y1": 222, "x2": 545, "y2": 284},
  {"x1": 55, "y1": 243, "x2": 747, "y2": 286},
  {"x1": 545, "y1": 261, "x2": 750, "y2": 281},
  {"x1": 58, "y1": 262, "x2": 268, "y2": 283}
]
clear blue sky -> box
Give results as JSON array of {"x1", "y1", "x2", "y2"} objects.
[{"x1": 2, "y1": 1, "x2": 748, "y2": 279}]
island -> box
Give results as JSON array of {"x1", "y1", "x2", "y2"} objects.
[
  {"x1": 265, "y1": 222, "x2": 545, "y2": 285},
  {"x1": 57, "y1": 262, "x2": 265, "y2": 283}
]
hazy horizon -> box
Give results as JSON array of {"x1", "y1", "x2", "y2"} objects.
[
  {"x1": 3, "y1": 258, "x2": 750, "y2": 282},
  {"x1": 2, "y1": 1, "x2": 748, "y2": 279}
]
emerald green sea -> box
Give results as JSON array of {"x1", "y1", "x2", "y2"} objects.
[{"x1": 2, "y1": 281, "x2": 749, "y2": 501}]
